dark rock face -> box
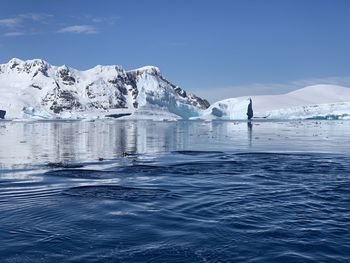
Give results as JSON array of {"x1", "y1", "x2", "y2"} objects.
[
  {"x1": 126, "y1": 68, "x2": 210, "y2": 110},
  {"x1": 85, "y1": 83, "x2": 96, "y2": 99},
  {"x1": 188, "y1": 94, "x2": 210, "y2": 110},
  {"x1": 25, "y1": 60, "x2": 49, "y2": 77},
  {"x1": 33, "y1": 67, "x2": 49, "y2": 78},
  {"x1": 50, "y1": 90, "x2": 82, "y2": 114},
  {"x1": 108, "y1": 76, "x2": 129, "y2": 96},
  {"x1": 43, "y1": 86, "x2": 83, "y2": 114},
  {"x1": 0, "y1": 110, "x2": 6, "y2": 119},
  {"x1": 10, "y1": 61, "x2": 19, "y2": 69},
  {"x1": 126, "y1": 72, "x2": 139, "y2": 108},
  {"x1": 31, "y1": 84, "x2": 42, "y2": 90},
  {"x1": 174, "y1": 86, "x2": 187, "y2": 98},
  {"x1": 58, "y1": 67, "x2": 76, "y2": 85},
  {"x1": 85, "y1": 79, "x2": 128, "y2": 110}
]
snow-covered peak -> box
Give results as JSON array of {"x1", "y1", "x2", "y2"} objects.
[
  {"x1": 5, "y1": 58, "x2": 48, "y2": 68},
  {"x1": 8, "y1": 57, "x2": 24, "y2": 65},
  {"x1": 129, "y1": 66, "x2": 161, "y2": 76},
  {"x1": 57, "y1": 64, "x2": 69, "y2": 70},
  {"x1": 23, "y1": 58, "x2": 48, "y2": 66},
  {"x1": 88, "y1": 64, "x2": 124, "y2": 73},
  {"x1": 0, "y1": 58, "x2": 51, "y2": 78}
]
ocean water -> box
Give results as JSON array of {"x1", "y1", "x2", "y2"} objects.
[{"x1": 0, "y1": 120, "x2": 349, "y2": 262}]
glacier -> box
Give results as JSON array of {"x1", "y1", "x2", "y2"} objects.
[{"x1": 196, "y1": 84, "x2": 350, "y2": 120}]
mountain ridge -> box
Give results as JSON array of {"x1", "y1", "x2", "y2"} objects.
[
  {"x1": 2, "y1": 58, "x2": 350, "y2": 121},
  {"x1": 0, "y1": 58, "x2": 210, "y2": 119}
]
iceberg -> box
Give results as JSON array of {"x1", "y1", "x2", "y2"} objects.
[{"x1": 197, "y1": 85, "x2": 350, "y2": 120}]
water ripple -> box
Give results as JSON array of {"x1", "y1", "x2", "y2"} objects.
[
  {"x1": 63, "y1": 185, "x2": 173, "y2": 202},
  {"x1": 1, "y1": 150, "x2": 350, "y2": 262}
]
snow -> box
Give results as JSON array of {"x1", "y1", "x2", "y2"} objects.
[
  {"x1": 0, "y1": 58, "x2": 208, "y2": 120},
  {"x1": 129, "y1": 66, "x2": 161, "y2": 75},
  {"x1": 134, "y1": 70, "x2": 200, "y2": 119},
  {"x1": 2, "y1": 57, "x2": 350, "y2": 121},
  {"x1": 197, "y1": 84, "x2": 350, "y2": 120}
]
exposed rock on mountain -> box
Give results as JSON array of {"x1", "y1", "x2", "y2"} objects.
[{"x1": 0, "y1": 58, "x2": 210, "y2": 119}]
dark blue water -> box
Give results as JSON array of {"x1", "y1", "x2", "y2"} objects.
[{"x1": 0, "y1": 120, "x2": 350, "y2": 262}]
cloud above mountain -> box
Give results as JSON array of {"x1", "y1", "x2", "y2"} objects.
[{"x1": 0, "y1": 13, "x2": 116, "y2": 37}]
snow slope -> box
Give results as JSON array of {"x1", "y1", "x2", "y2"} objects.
[
  {"x1": 0, "y1": 58, "x2": 209, "y2": 120},
  {"x1": 198, "y1": 84, "x2": 350, "y2": 120}
]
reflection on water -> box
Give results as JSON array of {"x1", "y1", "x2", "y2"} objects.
[
  {"x1": 247, "y1": 121, "x2": 253, "y2": 147},
  {"x1": 1, "y1": 120, "x2": 350, "y2": 169}
]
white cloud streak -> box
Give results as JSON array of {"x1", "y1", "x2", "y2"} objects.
[
  {"x1": 91, "y1": 15, "x2": 120, "y2": 25},
  {"x1": 0, "y1": 18, "x2": 21, "y2": 27},
  {"x1": 17, "y1": 13, "x2": 53, "y2": 21},
  {"x1": 0, "y1": 13, "x2": 52, "y2": 28},
  {"x1": 57, "y1": 25, "x2": 97, "y2": 34},
  {"x1": 3, "y1": 31, "x2": 25, "y2": 37},
  {"x1": 0, "y1": 13, "x2": 114, "y2": 36}
]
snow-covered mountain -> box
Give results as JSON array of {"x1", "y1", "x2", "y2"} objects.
[
  {"x1": 197, "y1": 84, "x2": 350, "y2": 120},
  {"x1": 2, "y1": 58, "x2": 350, "y2": 121},
  {"x1": 0, "y1": 58, "x2": 210, "y2": 120}
]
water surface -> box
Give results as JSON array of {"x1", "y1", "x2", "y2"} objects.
[{"x1": 0, "y1": 120, "x2": 349, "y2": 262}]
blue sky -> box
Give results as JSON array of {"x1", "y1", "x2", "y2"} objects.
[{"x1": 0, "y1": 0, "x2": 350, "y2": 102}]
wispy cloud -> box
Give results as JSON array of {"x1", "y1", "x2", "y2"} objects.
[
  {"x1": 192, "y1": 76, "x2": 350, "y2": 103},
  {"x1": 0, "y1": 13, "x2": 52, "y2": 28},
  {"x1": 0, "y1": 13, "x2": 52, "y2": 37},
  {"x1": 17, "y1": 13, "x2": 53, "y2": 22},
  {"x1": 57, "y1": 25, "x2": 97, "y2": 34},
  {"x1": 288, "y1": 76, "x2": 350, "y2": 88},
  {"x1": 0, "y1": 18, "x2": 21, "y2": 27},
  {"x1": 91, "y1": 15, "x2": 120, "y2": 25},
  {"x1": 3, "y1": 31, "x2": 25, "y2": 37},
  {"x1": 0, "y1": 13, "x2": 115, "y2": 36}
]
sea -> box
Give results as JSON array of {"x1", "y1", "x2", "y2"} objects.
[{"x1": 0, "y1": 120, "x2": 349, "y2": 262}]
